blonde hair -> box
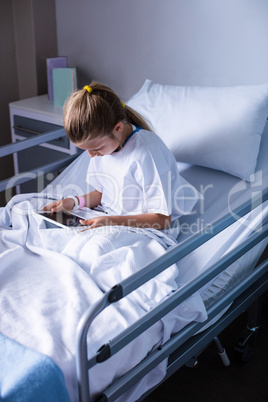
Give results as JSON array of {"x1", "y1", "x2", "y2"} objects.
[{"x1": 64, "y1": 81, "x2": 152, "y2": 143}]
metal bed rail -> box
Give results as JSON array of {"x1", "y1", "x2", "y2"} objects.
[
  {"x1": 0, "y1": 154, "x2": 79, "y2": 193},
  {"x1": 76, "y1": 189, "x2": 268, "y2": 402},
  {"x1": 0, "y1": 128, "x2": 66, "y2": 158},
  {"x1": 0, "y1": 129, "x2": 79, "y2": 193}
]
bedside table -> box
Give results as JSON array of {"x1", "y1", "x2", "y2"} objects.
[{"x1": 9, "y1": 94, "x2": 80, "y2": 193}]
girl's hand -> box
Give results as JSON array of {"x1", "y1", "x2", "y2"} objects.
[
  {"x1": 79, "y1": 215, "x2": 112, "y2": 230},
  {"x1": 42, "y1": 198, "x2": 75, "y2": 212}
]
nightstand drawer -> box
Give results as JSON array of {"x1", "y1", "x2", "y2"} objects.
[{"x1": 13, "y1": 115, "x2": 69, "y2": 150}]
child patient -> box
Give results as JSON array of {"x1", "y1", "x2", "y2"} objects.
[{"x1": 44, "y1": 81, "x2": 197, "y2": 236}]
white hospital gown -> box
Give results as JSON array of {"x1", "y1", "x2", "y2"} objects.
[{"x1": 86, "y1": 127, "x2": 199, "y2": 237}]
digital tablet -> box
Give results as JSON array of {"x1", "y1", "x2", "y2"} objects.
[{"x1": 34, "y1": 210, "x2": 89, "y2": 229}]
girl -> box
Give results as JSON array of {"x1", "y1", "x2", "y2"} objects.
[{"x1": 43, "y1": 82, "x2": 196, "y2": 235}]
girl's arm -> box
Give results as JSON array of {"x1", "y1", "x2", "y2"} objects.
[
  {"x1": 82, "y1": 190, "x2": 102, "y2": 209},
  {"x1": 42, "y1": 190, "x2": 102, "y2": 212},
  {"x1": 80, "y1": 213, "x2": 171, "y2": 231}
]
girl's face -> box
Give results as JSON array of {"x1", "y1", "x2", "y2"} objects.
[
  {"x1": 74, "y1": 122, "x2": 131, "y2": 157},
  {"x1": 75, "y1": 135, "x2": 120, "y2": 157}
]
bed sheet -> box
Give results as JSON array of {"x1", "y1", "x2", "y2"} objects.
[{"x1": 0, "y1": 197, "x2": 206, "y2": 402}]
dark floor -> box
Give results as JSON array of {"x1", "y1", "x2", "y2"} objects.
[{"x1": 147, "y1": 294, "x2": 268, "y2": 402}]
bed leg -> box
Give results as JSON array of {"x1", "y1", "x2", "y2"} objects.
[
  {"x1": 247, "y1": 299, "x2": 262, "y2": 331},
  {"x1": 234, "y1": 299, "x2": 262, "y2": 363},
  {"x1": 213, "y1": 337, "x2": 231, "y2": 366}
]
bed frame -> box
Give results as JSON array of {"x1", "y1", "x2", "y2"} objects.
[{"x1": 0, "y1": 128, "x2": 267, "y2": 402}]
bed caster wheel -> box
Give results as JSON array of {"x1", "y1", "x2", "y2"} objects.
[{"x1": 234, "y1": 327, "x2": 259, "y2": 363}]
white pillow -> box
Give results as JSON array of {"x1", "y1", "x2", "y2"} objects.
[{"x1": 127, "y1": 79, "x2": 268, "y2": 181}]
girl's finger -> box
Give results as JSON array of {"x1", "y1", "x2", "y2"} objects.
[
  {"x1": 79, "y1": 219, "x2": 93, "y2": 226},
  {"x1": 57, "y1": 205, "x2": 65, "y2": 212},
  {"x1": 42, "y1": 201, "x2": 58, "y2": 211},
  {"x1": 78, "y1": 226, "x2": 91, "y2": 232},
  {"x1": 51, "y1": 204, "x2": 62, "y2": 212}
]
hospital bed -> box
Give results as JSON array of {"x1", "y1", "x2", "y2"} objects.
[{"x1": 0, "y1": 81, "x2": 267, "y2": 402}]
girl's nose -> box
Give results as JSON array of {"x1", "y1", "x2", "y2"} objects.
[{"x1": 87, "y1": 150, "x2": 96, "y2": 158}]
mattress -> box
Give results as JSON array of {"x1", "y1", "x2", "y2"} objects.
[{"x1": 176, "y1": 121, "x2": 268, "y2": 306}]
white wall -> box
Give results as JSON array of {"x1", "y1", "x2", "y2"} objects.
[{"x1": 55, "y1": 0, "x2": 268, "y2": 99}]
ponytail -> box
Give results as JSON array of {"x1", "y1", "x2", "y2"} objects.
[{"x1": 124, "y1": 104, "x2": 152, "y2": 132}]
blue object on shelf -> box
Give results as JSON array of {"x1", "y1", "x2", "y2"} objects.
[{"x1": 52, "y1": 67, "x2": 77, "y2": 107}]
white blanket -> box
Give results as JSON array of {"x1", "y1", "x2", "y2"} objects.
[{"x1": 0, "y1": 194, "x2": 207, "y2": 401}]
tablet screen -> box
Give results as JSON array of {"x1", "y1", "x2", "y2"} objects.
[{"x1": 38, "y1": 211, "x2": 84, "y2": 228}]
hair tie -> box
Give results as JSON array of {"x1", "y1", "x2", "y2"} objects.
[
  {"x1": 121, "y1": 102, "x2": 125, "y2": 108},
  {"x1": 84, "y1": 85, "x2": 93, "y2": 94}
]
